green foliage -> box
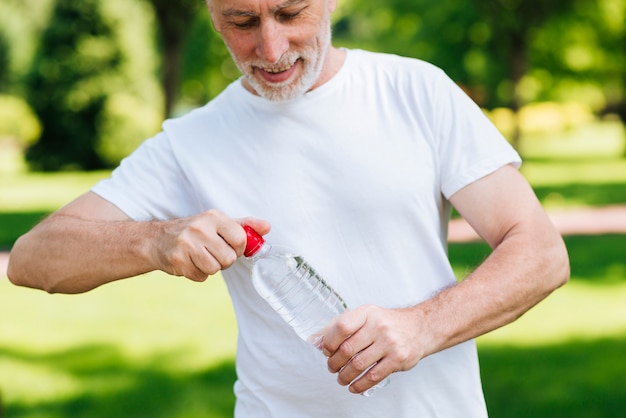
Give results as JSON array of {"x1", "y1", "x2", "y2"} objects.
[
  {"x1": 143, "y1": 0, "x2": 203, "y2": 116},
  {"x1": 0, "y1": 95, "x2": 41, "y2": 147},
  {"x1": 24, "y1": 0, "x2": 161, "y2": 171},
  {"x1": 178, "y1": 12, "x2": 239, "y2": 108},
  {"x1": 0, "y1": 0, "x2": 56, "y2": 93},
  {"x1": 0, "y1": 29, "x2": 9, "y2": 91},
  {"x1": 96, "y1": 94, "x2": 162, "y2": 166},
  {"x1": 333, "y1": 0, "x2": 626, "y2": 123}
]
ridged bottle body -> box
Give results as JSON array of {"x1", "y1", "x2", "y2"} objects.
[
  {"x1": 250, "y1": 244, "x2": 347, "y2": 346},
  {"x1": 243, "y1": 226, "x2": 390, "y2": 396}
]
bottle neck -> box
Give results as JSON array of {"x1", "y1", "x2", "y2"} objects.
[{"x1": 248, "y1": 242, "x2": 272, "y2": 260}]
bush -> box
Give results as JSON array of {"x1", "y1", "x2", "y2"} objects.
[
  {"x1": 0, "y1": 95, "x2": 41, "y2": 147},
  {"x1": 24, "y1": 0, "x2": 161, "y2": 171},
  {"x1": 97, "y1": 93, "x2": 162, "y2": 166},
  {"x1": 0, "y1": 29, "x2": 9, "y2": 91}
]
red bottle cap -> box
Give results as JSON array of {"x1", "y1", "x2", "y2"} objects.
[{"x1": 243, "y1": 225, "x2": 265, "y2": 257}]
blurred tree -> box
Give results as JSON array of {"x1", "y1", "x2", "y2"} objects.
[
  {"x1": 145, "y1": 0, "x2": 203, "y2": 117},
  {"x1": 594, "y1": 0, "x2": 626, "y2": 149},
  {"x1": 0, "y1": 30, "x2": 9, "y2": 92},
  {"x1": 468, "y1": 0, "x2": 581, "y2": 148},
  {"x1": 0, "y1": 0, "x2": 56, "y2": 95},
  {"x1": 530, "y1": 0, "x2": 626, "y2": 152},
  {"x1": 24, "y1": 0, "x2": 161, "y2": 171},
  {"x1": 24, "y1": 0, "x2": 114, "y2": 170},
  {"x1": 0, "y1": 95, "x2": 41, "y2": 148},
  {"x1": 332, "y1": 0, "x2": 585, "y2": 150},
  {"x1": 331, "y1": 0, "x2": 479, "y2": 94},
  {"x1": 178, "y1": 10, "x2": 239, "y2": 109}
]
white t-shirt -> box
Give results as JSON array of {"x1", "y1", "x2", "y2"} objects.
[{"x1": 93, "y1": 49, "x2": 521, "y2": 417}]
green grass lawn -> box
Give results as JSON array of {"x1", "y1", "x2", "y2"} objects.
[
  {"x1": 0, "y1": 273, "x2": 238, "y2": 418},
  {"x1": 1, "y1": 120, "x2": 625, "y2": 417},
  {"x1": 0, "y1": 170, "x2": 110, "y2": 250}
]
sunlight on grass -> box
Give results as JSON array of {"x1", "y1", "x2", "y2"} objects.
[
  {"x1": 0, "y1": 272, "x2": 237, "y2": 407},
  {"x1": 522, "y1": 159, "x2": 626, "y2": 188},
  {"x1": 478, "y1": 281, "x2": 626, "y2": 347},
  {"x1": 519, "y1": 119, "x2": 625, "y2": 160},
  {"x1": 0, "y1": 170, "x2": 111, "y2": 212},
  {"x1": 0, "y1": 139, "x2": 27, "y2": 175}
]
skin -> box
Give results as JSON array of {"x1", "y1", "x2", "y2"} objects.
[
  {"x1": 8, "y1": 0, "x2": 570, "y2": 396},
  {"x1": 207, "y1": 0, "x2": 345, "y2": 101}
]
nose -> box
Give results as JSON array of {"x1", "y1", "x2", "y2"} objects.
[{"x1": 256, "y1": 21, "x2": 289, "y2": 64}]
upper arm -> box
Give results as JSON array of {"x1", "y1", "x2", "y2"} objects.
[
  {"x1": 55, "y1": 191, "x2": 131, "y2": 222},
  {"x1": 449, "y1": 164, "x2": 554, "y2": 249}
]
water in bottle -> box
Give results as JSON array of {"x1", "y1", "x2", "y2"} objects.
[{"x1": 243, "y1": 225, "x2": 390, "y2": 396}]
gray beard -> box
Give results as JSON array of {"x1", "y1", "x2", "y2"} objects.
[{"x1": 230, "y1": 22, "x2": 332, "y2": 102}]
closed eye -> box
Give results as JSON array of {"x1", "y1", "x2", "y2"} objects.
[
  {"x1": 232, "y1": 19, "x2": 259, "y2": 29},
  {"x1": 278, "y1": 8, "x2": 305, "y2": 22}
]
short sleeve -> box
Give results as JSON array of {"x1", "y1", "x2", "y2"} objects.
[
  {"x1": 91, "y1": 131, "x2": 200, "y2": 221},
  {"x1": 432, "y1": 71, "x2": 521, "y2": 198}
]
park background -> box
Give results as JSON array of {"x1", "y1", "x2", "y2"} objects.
[{"x1": 0, "y1": 0, "x2": 625, "y2": 416}]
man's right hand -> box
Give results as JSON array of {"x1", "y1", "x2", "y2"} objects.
[
  {"x1": 151, "y1": 210, "x2": 270, "y2": 282},
  {"x1": 8, "y1": 191, "x2": 270, "y2": 293}
]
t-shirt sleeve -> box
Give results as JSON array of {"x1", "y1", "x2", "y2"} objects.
[
  {"x1": 91, "y1": 131, "x2": 199, "y2": 221},
  {"x1": 432, "y1": 70, "x2": 521, "y2": 199}
]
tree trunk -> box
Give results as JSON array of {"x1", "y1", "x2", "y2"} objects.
[{"x1": 148, "y1": 0, "x2": 199, "y2": 117}]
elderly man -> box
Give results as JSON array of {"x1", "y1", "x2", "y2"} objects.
[{"x1": 9, "y1": 0, "x2": 569, "y2": 416}]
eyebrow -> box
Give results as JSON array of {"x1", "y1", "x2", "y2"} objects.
[{"x1": 221, "y1": 0, "x2": 307, "y2": 18}]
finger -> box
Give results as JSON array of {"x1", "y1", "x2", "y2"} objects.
[
  {"x1": 199, "y1": 231, "x2": 240, "y2": 271},
  {"x1": 237, "y1": 217, "x2": 271, "y2": 236},
  {"x1": 336, "y1": 341, "x2": 386, "y2": 387},
  {"x1": 323, "y1": 308, "x2": 369, "y2": 369},
  {"x1": 326, "y1": 331, "x2": 370, "y2": 375},
  {"x1": 347, "y1": 357, "x2": 391, "y2": 394}
]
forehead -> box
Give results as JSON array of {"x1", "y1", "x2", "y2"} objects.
[{"x1": 212, "y1": 0, "x2": 311, "y2": 13}]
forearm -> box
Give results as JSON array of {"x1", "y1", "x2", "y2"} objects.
[
  {"x1": 8, "y1": 215, "x2": 156, "y2": 294},
  {"x1": 417, "y1": 223, "x2": 569, "y2": 357}
]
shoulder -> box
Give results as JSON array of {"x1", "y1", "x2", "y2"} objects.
[
  {"x1": 347, "y1": 49, "x2": 445, "y2": 79},
  {"x1": 344, "y1": 49, "x2": 451, "y2": 99},
  {"x1": 343, "y1": 49, "x2": 456, "y2": 111},
  {"x1": 162, "y1": 80, "x2": 242, "y2": 138}
]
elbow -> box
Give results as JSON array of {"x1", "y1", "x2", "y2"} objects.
[
  {"x1": 6, "y1": 254, "x2": 36, "y2": 290},
  {"x1": 6, "y1": 246, "x2": 26, "y2": 288},
  {"x1": 546, "y1": 235, "x2": 570, "y2": 291},
  {"x1": 6, "y1": 241, "x2": 54, "y2": 294},
  {"x1": 6, "y1": 236, "x2": 27, "y2": 288}
]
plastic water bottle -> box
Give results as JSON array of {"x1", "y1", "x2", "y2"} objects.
[{"x1": 243, "y1": 225, "x2": 390, "y2": 396}]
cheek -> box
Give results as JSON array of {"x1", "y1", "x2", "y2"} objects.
[{"x1": 222, "y1": 31, "x2": 256, "y2": 59}]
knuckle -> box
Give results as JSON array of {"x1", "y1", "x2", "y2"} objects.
[
  {"x1": 334, "y1": 319, "x2": 352, "y2": 335},
  {"x1": 204, "y1": 258, "x2": 222, "y2": 275},
  {"x1": 349, "y1": 353, "x2": 369, "y2": 372},
  {"x1": 337, "y1": 341, "x2": 354, "y2": 358},
  {"x1": 221, "y1": 251, "x2": 238, "y2": 267},
  {"x1": 364, "y1": 368, "x2": 383, "y2": 384},
  {"x1": 204, "y1": 208, "x2": 225, "y2": 223}
]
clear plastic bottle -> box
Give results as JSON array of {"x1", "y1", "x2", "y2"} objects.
[{"x1": 243, "y1": 225, "x2": 390, "y2": 397}]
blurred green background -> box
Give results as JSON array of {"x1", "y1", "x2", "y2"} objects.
[{"x1": 1, "y1": 0, "x2": 625, "y2": 416}]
